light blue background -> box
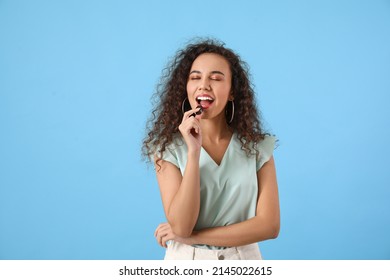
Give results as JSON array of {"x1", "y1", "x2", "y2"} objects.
[{"x1": 1, "y1": 0, "x2": 389, "y2": 260}]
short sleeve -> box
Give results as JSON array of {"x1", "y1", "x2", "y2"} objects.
[
  {"x1": 256, "y1": 135, "x2": 277, "y2": 171},
  {"x1": 160, "y1": 146, "x2": 179, "y2": 168},
  {"x1": 151, "y1": 139, "x2": 181, "y2": 169}
]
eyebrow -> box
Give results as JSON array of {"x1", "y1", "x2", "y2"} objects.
[{"x1": 189, "y1": 70, "x2": 225, "y2": 76}]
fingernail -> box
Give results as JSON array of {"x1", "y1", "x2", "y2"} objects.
[{"x1": 196, "y1": 105, "x2": 203, "y2": 115}]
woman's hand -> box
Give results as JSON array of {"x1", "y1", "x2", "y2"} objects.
[
  {"x1": 179, "y1": 108, "x2": 202, "y2": 153},
  {"x1": 154, "y1": 222, "x2": 194, "y2": 248},
  {"x1": 154, "y1": 223, "x2": 175, "y2": 248}
]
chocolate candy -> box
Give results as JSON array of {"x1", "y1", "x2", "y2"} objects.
[{"x1": 190, "y1": 105, "x2": 203, "y2": 118}]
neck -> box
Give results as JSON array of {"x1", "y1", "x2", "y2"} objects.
[{"x1": 200, "y1": 115, "x2": 232, "y2": 143}]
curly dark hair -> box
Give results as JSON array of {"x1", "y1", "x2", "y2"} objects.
[{"x1": 142, "y1": 38, "x2": 267, "y2": 168}]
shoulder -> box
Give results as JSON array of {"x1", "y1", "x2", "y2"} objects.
[
  {"x1": 255, "y1": 134, "x2": 277, "y2": 171},
  {"x1": 164, "y1": 133, "x2": 185, "y2": 152},
  {"x1": 150, "y1": 133, "x2": 185, "y2": 162},
  {"x1": 232, "y1": 133, "x2": 277, "y2": 154},
  {"x1": 154, "y1": 134, "x2": 187, "y2": 169},
  {"x1": 256, "y1": 135, "x2": 277, "y2": 150}
]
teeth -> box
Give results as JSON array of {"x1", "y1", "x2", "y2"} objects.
[{"x1": 196, "y1": 96, "x2": 214, "y2": 101}]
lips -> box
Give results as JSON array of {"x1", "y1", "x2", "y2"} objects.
[{"x1": 196, "y1": 95, "x2": 214, "y2": 109}]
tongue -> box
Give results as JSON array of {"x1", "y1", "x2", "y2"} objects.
[{"x1": 199, "y1": 100, "x2": 212, "y2": 109}]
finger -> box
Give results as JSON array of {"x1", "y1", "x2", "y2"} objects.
[
  {"x1": 162, "y1": 237, "x2": 168, "y2": 248},
  {"x1": 180, "y1": 120, "x2": 201, "y2": 136},
  {"x1": 154, "y1": 222, "x2": 169, "y2": 237},
  {"x1": 161, "y1": 233, "x2": 174, "y2": 248},
  {"x1": 158, "y1": 235, "x2": 164, "y2": 247},
  {"x1": 155, "y1": 227, "x2": 169, "y2": 240},
  {"x1": 183, "y1": 107, "x2": 202, "y2": 120},
  {"x1": 155, "y1": 226, "x2": 174, "y2": 247},
  {"x1": 194, "y1": 111, "x2": 203, "y2": 120},
  {"x1": 156, "y1": 231, "x2": 166, "y2": 247},
  {"x1": 189, "y1": 106, "x2": 203, "y2": 118},
  {"x1": 159, "y1": 231, "x2": 172, "y2": 248},
  {"x1": 154, "y1": 224, "x2": 163, "y2": 237},
  {"x1": 190, "y1": 123, "x2": 200, "y2": 135},
  {"x1": 155, "y1": 225, "x2": 172, "y2": 244},
  {"x1": 155, "y1": 224, "x2": 168, "y2": 237}
]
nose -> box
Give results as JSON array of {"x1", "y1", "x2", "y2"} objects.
[{"x1": 198, "y1": 79, "x2": 211, "y2": 91}]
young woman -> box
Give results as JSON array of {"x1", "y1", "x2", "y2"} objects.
[{"x1": 142, "y1": 39, "x2": 280, "y2": 260}]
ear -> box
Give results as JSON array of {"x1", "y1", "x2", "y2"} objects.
[{"x1": 228, "y1": 89, "x2": 234, "y2": 101}]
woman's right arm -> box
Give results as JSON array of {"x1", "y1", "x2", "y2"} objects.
[{"x1": 155, "y1": 108, "x2": 202, "y2": 237}]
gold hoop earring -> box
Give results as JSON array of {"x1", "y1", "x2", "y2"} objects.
[
  {"x1": 181, "y1": 97, "x2": 190, "y2": 114},
  {"x1": 226, "y1": 100, "x2": 235, "y2": 124}
]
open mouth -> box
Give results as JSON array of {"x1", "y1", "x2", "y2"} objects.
[{"x1": 196, "y1": 96, "x2": 214, "y2": 109}]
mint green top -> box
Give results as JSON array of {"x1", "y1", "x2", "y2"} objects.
[{"x1": 161, "y1": 133, "x2": 276, "y2": 249}]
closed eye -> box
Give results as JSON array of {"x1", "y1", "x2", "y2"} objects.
[{"x1": 210, "y1": 76, "x2": 223, "y2": 81}]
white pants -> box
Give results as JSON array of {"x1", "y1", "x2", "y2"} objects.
[{"x1": 164, "y1": 241, "x2": 262, "y2": 260}]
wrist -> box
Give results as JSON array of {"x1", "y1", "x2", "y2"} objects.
[
  {"x1": 175, "y1": 232, "x2": 197, "y2": 246},
  {"x1": 188, "y1": 231, "x2": 199, "y2": 245},
  {"x1": 187, "y1": 149, "x2": 201, "y2": 159}
]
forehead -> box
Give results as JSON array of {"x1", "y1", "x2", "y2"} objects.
[{"x1": 190, "y1": 53, "x2": 231, "y2": 73}]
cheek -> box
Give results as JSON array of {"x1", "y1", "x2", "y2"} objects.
[
  {"x1": 216, "y1": 84, "x2": 232, "y2": 98},
  {"x1": 186, "y1": 83, "x2": 196, "y2": 107},
  {"x1": 186, "y1": 81, "x2": 196, "y2": 92},
  {"x1": 185, "y1": 83, "x2": 191, "y2": 95}
]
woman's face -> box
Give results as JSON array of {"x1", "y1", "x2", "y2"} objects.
[{"x1": 186, "y1": 53, "x2": 232, "y2": 121}]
